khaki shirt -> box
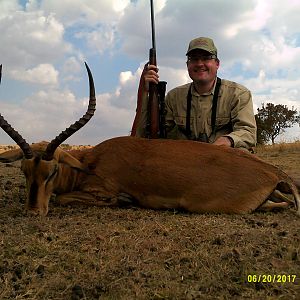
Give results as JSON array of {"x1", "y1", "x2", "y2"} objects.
[{"x1": 135, "y1": 78, "x2": 257, "y2": 150}]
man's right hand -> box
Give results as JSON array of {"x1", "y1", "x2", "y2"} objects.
[{"x1": 144, "y1": 64, "x2": 159, "y2": 90}]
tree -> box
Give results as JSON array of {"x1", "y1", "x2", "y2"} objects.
[{"x1": 255, "y1": 103, "x2": 300, "y2": 144}]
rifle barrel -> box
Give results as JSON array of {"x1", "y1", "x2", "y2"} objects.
[{"x1": 150, "y1": 0, "x2": 156, "y2": 50}]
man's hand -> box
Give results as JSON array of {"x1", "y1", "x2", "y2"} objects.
[
  {"x1": 213, "y1": 136, "x2": 233, "y2": 147},
  {"x1": 144, "y1": 64, "x2": 159, "y2": 90}
]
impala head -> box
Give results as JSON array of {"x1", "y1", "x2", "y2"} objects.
[
  {"x1": 21, "y1": 142, "x2": 59, "y2": 215},
  {"x1": 0, "y1": 63, "x2": 96, "y2": 215}
]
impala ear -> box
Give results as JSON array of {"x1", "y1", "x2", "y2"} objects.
[
  {"x1": 0, "y1": 148, "x2": 24, "y2": 163},
  {"x1": 55, "y1": 148, "x2": 87, "y2": 172}
]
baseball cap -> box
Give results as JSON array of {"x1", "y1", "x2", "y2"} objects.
[{"x1": 186, "y1": 37, "x2": 217, "y2": 56}]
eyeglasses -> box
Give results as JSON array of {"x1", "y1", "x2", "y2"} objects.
[{"x1": 187, "y1": 55, "x2": 217, "y2": 63}]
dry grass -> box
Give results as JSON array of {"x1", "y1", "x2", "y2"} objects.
[
  {"x1": 0, "y1": 145, "x2": 19, "y2": 154},
  {"x1": 255, "y1": 141, "x2": 300, "y2": 155},
  {"x1": 0, "y1": 144, "x2": 92, "y2": 154},
  {"x1": 0, "y1": 142, "x2": 299, "y2": 299},
  {"x1": 255, "y1": 142, "x2": 300, "y2": 184}
]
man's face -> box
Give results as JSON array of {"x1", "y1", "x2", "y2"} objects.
[{"x1": 186, "y1": 50, "x2": 219, "y2": 85}]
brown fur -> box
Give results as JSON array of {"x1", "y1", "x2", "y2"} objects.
[{"x1": 0, "y1": 136, "x2": 299, "y2": 216}]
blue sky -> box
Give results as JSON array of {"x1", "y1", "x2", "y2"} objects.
[{"x1": 0, "y1": 0, "x2": 300, "y2": 145}]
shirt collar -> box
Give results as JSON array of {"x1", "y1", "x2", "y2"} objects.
[{"x1": 191, "y1": 77, "x2": 219, "y2": 96}]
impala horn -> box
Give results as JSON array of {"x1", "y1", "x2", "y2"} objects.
[
  {"x1": 44, "y1": 62, "x2": 96, "y2": 160},
  {"x1": 0, "y1": 63, "x2": 96, "y2": 161},
  {"x1": 0, "y1": 64, "x2": 33, "y2": 159}
]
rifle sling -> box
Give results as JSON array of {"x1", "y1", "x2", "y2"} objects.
[{"x1": 185, "y1": 77, "x2": 221, "y2": 139}]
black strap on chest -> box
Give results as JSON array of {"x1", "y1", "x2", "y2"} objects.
[{"x1": 185, "y1": 77, "x2": 221, "y2": 138}]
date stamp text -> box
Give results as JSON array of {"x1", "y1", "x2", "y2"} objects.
[{"x1": 247, "y1": 274, "x2": 297, "y2": 283}]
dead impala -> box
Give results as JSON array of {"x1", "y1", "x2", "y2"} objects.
[{"x1": 0, "y1": 64, "x2": 299, "y2": 216}]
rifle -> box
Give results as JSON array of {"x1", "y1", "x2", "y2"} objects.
[
  {"x1": 130, "y1": 0, "x2": 167, "y2": 138},
  {"x1": 147, "y1": 0, "x2": 167, "y2": 138}
]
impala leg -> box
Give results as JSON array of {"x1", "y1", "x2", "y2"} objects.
[
  {"x1": 114, "y1": 192, "x2": 137, "y2": 207},
  {"x1": 56, "y1": 191, "x2": 135, "y2": 207},
  {"x1": 269, "y1": 189, "x2": 294, "y2": 205},
  {"x1": 257, "y1": 200, "x2": 289, "y2": 212},
  {"x1": 57, "y1": 192, "x2": 95, "y2": 206}
]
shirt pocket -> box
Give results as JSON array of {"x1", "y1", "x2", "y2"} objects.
[
  {"x1": 174, "y1": 115, "x2": 195, "y2": 129},
  {"x1": 215, "y1": 117, "x2": 232, "y2": 130},
  {"x1": 208, "y1": 116, "x2": 231, "y2": 128}
]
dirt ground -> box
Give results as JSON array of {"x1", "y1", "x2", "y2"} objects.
[{"x1": 0, "y1": 142, "x2": 299, "y2": 299}]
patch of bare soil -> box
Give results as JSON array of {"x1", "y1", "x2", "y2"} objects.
[{"x1": 0, "y1": 144, "x2": 299, "y2": 299}]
